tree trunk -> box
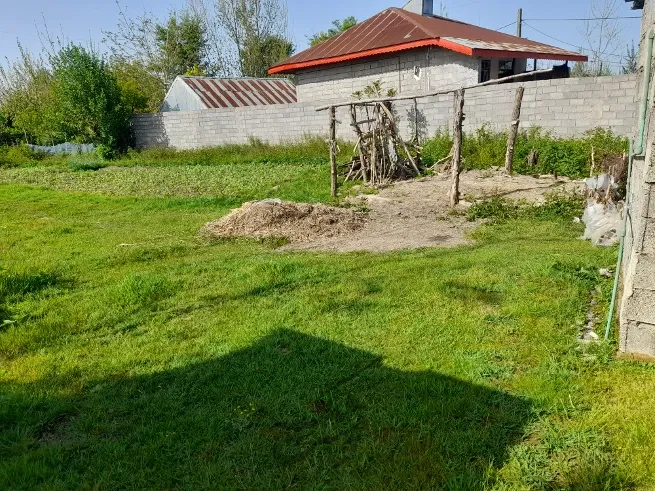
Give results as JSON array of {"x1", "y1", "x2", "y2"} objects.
[
  {"x1": 505, "y1": 86, "x2": 525, "y2": 174},
  {"x1": 450, "y1": 89, "x2": 465, "y2": 207}
]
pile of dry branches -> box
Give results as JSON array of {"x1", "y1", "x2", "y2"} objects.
[{"x1": 343, "y1": 101, "x2": 421, "y2": 186}]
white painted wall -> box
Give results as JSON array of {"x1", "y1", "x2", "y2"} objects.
[{"x1": 161, "y1": 78, "x2": 205, "y2": 112}]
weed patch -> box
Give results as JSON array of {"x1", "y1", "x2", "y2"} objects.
[
  {"x1": 423, "y1": 126, "x2": 627, "y2": 179},
  {"x1": 468, "y1": 192, "x2": 584, "y2": 222}
]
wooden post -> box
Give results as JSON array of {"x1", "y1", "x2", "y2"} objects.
[
  {"x1": 413, "y1": 98, "x2": 419, "y2": 143},
  {"x1": 349, "y1": 104, "x2": 368, "y2": 183},
  {"x1": 450, "y1": 89, "x2": 465, "y2": 208},
  {"x1": 329, "y1": 106, "x2": 337, "y2": 197},
  {"x1": 590, "y1": 145, "x2": 596, "y2": 177},
  {"x1": 505, "y1": 86, "x2": 525, "y2": 174}
]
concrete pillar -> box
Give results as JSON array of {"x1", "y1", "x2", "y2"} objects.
[{"x1": 620, "y1": 0, "x2": 655, "y2": 357}]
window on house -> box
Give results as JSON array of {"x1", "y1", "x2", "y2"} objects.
[
  {"x1": 499, "y1": 60, "x2": 514, "y2": 78},
  {"x1": 480, "y1": 60, "x2": 491, "y2": 83}
]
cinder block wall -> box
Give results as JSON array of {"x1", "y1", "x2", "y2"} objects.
[
  {"x1": 619, "y1": 0, "x2": 655, "y2": 357},
  {"x1": 133, "y1": 74, "x2": 637, "y2": 149},
  {"x1": 294, "y1": 48, "x2": 480, "y2": 102}
]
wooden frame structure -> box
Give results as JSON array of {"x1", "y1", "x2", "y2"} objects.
[{"x1": 317, "y1": 68, "x2": 546, "y2": 200}]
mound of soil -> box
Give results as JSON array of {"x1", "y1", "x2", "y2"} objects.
[{"x1": 203, "y1": 199, "x2": 365, "y2": 242}]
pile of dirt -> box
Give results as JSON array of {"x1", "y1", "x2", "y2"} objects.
[{"x1": 203, "y1": 199, "x2": 365, "y2": 242}]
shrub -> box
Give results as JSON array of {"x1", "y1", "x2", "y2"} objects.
[
  {"x1": 50, "y1": 44, "x2": 131, "y2": 154},
  {"x1": 68, "y1": 159, "x2": 107, "y2": 171},
  {"x1": 467, "y1": 192, "x2": 584, "y2": 222},
  {"x1": 422, "y1": 125, "x2": 627, "y2": 180},
  {"x1": 0, "y1": 144, "x2": 47, "y2": 167}
]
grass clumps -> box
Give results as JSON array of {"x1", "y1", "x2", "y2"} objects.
[
  {"x1": 123, "y1": 136, "x2": 351, "y2": 167},
  {"x1": 468, "y1": 192, "x2": 584, "y2": 222},
  {"x1": 423, "y1": 126, "x2": 627, "y2": 179}
]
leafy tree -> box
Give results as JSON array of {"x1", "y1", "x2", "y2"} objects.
[
  {"x1": 309, "y1": 17, "x2": 357, "y2": 47},
  {"x1": 111, "y1": 59, "x2": 165, "y2": 113},
  {"x1": 213, "y1": 0, "x2": 291, "y2": 76},
  {"x1": 0, "y1": 44, "x2": 57, "y2": 144},
  {"x1": 153, "y1": 12, "x2": 207, "y2": 83},
  {"x1": 242, "y1": 35, "x2": 294, "y2": 77},
  {"x1": 0, "y1": 113, "x2": 23, "y2": 146},
  {"x1": 104, "y1": 5, "x2": 212, "y2": 87},
  {"x1": 50, "y1": 45, "x2": 131, "y2": 153},
  {"x1": 622, "y1": 42, "x2": 638, "y2": 74}
]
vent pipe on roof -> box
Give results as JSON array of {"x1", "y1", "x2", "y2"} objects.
[{"x1": 403, "y1": 0, "x2": 434, "y2": 16}]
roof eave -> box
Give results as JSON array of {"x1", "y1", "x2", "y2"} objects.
[
  {"x1": 269, "y1": 39, "x2": 468, "y2": 75},
  {"x1": 269, "y1": 40, "x2": 588, "y2": 74},
  {"x1": 471, "y1": 48, "x2": 588, "y2": 62}
]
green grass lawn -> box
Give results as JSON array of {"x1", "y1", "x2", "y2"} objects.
[{"x1": 1, "y1": 162, "x2": 655, "y2": 490}]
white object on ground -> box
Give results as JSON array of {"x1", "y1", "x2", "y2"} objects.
[{"x1": 582, "y1": 199, "x2": 623, "y2": 246}]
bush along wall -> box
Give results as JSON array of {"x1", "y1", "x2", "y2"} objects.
[{"x1": 422, "y1": 126, "x2": 628, "y2": 180}]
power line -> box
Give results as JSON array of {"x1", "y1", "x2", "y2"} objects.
[
  {"x1": 522, "y1": 22, "x2": 626, "y2": 60},
  {"x1": 521, "y1": 21, "x2": 584, "y2": 50},
  {"x1": 523, "y1": 16, "x2": 642, "y2": 21},
  {"x1": 495, "y1": 21, "x2": 517, "y2": 31}
]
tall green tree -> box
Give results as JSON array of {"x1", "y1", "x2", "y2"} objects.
[
  {"x1": 50, "y1": 45, "x2": 131, "y2": 152},
  {"x1": 242, "y1": 35, "x2": 294, "y2": 77},
  {"x1": 0, "y1": 44, "x2": 57, "y2": 144},
  {"x1": 153, "y1": 12, "x2": 207, "y2": 83},
  {"x1": 211, "y1": 0, "x2": 291, "y2": 76},
  {"x1": 110, "y1": 59, "x2": 166, "y2": 113},
  {"x1": 104, "y1": 6, "x2": 211, "y2": 88},
  {"x1": 308, "y1": 17, "x2": 357, "y2": 47}
]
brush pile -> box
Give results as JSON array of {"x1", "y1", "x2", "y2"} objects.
[{"x1": 344, "y1": 101, "x2": 422, "y2": 186}]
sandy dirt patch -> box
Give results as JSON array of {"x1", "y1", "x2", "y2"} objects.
[{"x1": 205, "y1": 169, "x2": 582, "y2": 252}]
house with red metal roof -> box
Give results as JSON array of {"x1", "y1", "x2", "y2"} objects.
[
  {"x1": 161, "y1": 76, "x2": 297, "y2": 112},
  {"x1": 268, "y1": 2, "x2": 588, "y2": 103}
]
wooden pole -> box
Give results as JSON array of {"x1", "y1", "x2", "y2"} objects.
[
  {"x1": 505, "y1": 86, "x2": 525, "y2": 174},
  {"x1": 349, "y1": 104, "x2": 368, "y2": 183},
  {"x1": 450, "y1": 89, "x2": 465, "y2": 208},
  {"x1": 590, "y1": 145, "x2": 596, "y2": 177},
  {"x1": 413, "y1": 98, "x2": 419, "y2": 142},
  {"x1": 329, "y1": 106, "x2": 337, "y2": 197}
]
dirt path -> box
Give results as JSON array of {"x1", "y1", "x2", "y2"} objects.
[{"x1": 282, "y1": 169, "x2": 581, "y2": 253}]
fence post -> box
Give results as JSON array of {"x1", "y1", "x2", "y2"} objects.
[
  {"x1": 329, "y1": 106, "x2": 337, "y2": 197},
  {"x1": 505, "y1": 86, "x2": 525, "y2": 174},
  {"x1": 450, "y1": 89, "x2": 465, "y2": 208}
]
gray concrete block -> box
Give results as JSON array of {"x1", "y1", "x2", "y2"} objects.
[{"x1": 621, "y1": 320, "x2": 655, "y2": 357}]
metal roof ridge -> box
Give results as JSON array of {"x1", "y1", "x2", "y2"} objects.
[{"x1": 387, "y1": 7, "x2": 435, "y2": 38}]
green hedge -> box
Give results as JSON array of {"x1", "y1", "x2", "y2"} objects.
[{"x1": 422, "y1": 126, "x2": 627, "y2": 179}]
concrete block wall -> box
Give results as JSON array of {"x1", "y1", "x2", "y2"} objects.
[
  {"x1": 619, "y1": 0, "x2": 655, "y2": 358},
  {"x1": 295, "y1": 48, "x2": 479, "y2": 103},
  {"x1": 133, "y1": 74, "x2": 637, "y2": 149}
]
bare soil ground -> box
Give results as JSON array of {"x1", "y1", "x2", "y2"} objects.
[{"x1": 206, "y1": 169, "x2": 582, "y2": 253}]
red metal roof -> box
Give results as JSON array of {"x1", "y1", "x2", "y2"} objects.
[
  {"x1": 269, "y1": 8, "x2": 587, "y2": 74},
  {"x1": 182, "y1": 76, "x2": 297, "y2": 108}
]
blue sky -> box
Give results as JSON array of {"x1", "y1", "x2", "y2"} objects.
[{"x1": 0, "y1": 0, "x2": 643, "y2": 71}]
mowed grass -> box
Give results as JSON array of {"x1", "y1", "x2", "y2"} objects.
[{"x1": 1, "y1": 164, "x2": 655, "y2": 489}]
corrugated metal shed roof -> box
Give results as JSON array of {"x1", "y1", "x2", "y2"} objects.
[
  {"x1": 269, "y1": 8, "x2": 587, "y2": 74},
  {"x1": 181, "y1": 76, "x2": 297, "y2": 108}
]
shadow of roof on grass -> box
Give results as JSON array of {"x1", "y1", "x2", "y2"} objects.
[{"x1": 5, "y1": 329, "x2": 533, "y2": 489}]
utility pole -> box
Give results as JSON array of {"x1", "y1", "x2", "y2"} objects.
[{"x1": 516, "y1": 8, "x2": 522, "y2": 37}]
